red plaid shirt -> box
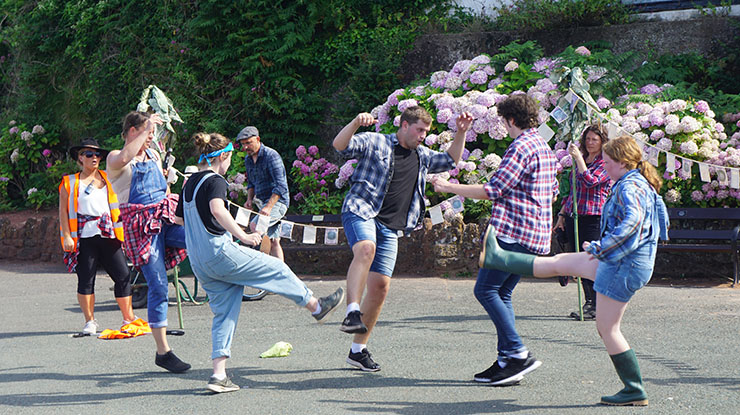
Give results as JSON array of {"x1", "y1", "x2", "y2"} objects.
[
  {"x1": 63, "y1": 213, "x2": 115, "y2": 273},
  {"x1": 484, "y1": 128, "x2": 559, "y2": 255},
  {"x1": 561, "y1": 155, "x2": 611, "y2": 216},
  {"x1": 120, "y1": 194, "x2": 186, "y2": 270}
]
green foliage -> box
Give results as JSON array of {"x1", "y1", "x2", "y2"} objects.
[
  {"x1": 494, "y1": 0, "x2": 633, "y2": 32},
  {"x1": 0, "y1": 0, "x2": 453, "y2": 210},
  {"x1": 490, "y1": 41, "x2": 544, "y2": 71},
  {"x1": 0, "y1": 121, "x2": 65, "y2": 210}
]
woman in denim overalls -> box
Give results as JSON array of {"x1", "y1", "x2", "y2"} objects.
[
  {"x1": 479, "y1": 136, "x2": 669, "y2": 406},
  {"x1": 107, "y1": 112, "x2": 190, "y2": 373},
  {"x1": 175, "y1": 132, "x2": 343, "y2": 393}
]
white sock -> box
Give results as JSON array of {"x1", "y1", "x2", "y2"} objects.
[
  {"x1": 346, "y1": 302, "x2": 360, "y2": 316},
  {"x1": 212, "y1": 373, "x2": 226, "y2": 380},
  {"x1": 509, "y1": 351, "x2": 528, "y2": 360},
  {"x1": 351, "y1": 342, "x2": 366, "y2": 354},
  {"x1": 311, "y1": 302, "x2": 322, "y2": 316},
  {"x1": 497, "y1": 358, "x2": 508, "y2": 368}
]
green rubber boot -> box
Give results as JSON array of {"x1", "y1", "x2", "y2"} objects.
[
  {"x1": 600, "y1": 349, "x2": 649, "y2": 406},
  {"x1": 478, "y1": 225, "x2": 535, "y2": 275}
]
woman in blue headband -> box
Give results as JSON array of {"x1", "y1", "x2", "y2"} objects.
[{"x1": 174, "y1": 132, "x2": 344, "y2": 394}]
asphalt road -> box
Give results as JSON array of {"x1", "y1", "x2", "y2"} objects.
[{"x1": 1, "y1": 261, "x2": 739, "y2": 414}]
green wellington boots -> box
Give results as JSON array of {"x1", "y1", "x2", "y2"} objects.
[
  {"x1": 478, "y1": 225, "x2": 535, "y2": 275},
  {"x1": 600, "y1": 349, "x2": 649, "y2": 406}
]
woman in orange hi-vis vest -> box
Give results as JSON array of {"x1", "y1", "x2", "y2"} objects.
[{"x1": 59, "y1": 138, "x2": 137, "y2": 335}]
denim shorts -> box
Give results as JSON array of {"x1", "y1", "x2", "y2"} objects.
[
  {"x1": 341, "y1": 212, "x2": 399, "y2": 277},
  {"x1": 594, "y1": 242, "x2": 656, "y2": 302},
  {"x1": 251, "y1": 200, "x2": 287, "y2": 240}
]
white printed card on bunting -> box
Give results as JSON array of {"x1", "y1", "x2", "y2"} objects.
[
  {"x1": 666, "y1": 153, "x2": 676, "y2": 173},
  {"x1": 731, "y1": 169, "x2": 740, "y2": 189},
  {"x1": 325, "y1": 228, "x2": 339, "y2": 245},
  {"x1": 699, "y1": 163, "x2": 711, "y2": 183},
  {"x1": 717, "y1": 168, "x2": 729, "y2": 187},
  {"x1": 303, "y1": 226, "x2": 317, "y2": 244},
  {"x1": 279, "y1": 222, "x2": 294, "y2": 240},
  {"x1": 451, "y1": 196, "x2": 465, "y2": 214},
  {"x1": 550, "y1": 106, "x2": 568, "y2": 124},
  {"x1": 681, "y1": 159, "x2": 693, "y2": 179},
  {"x1": 255, "y1": 214, "x2": 270, "y2": 234},
  {"x1": 235, "y1": 207, "x2": 251, "y2": 227},
  {"x1": 647, "y1": 147, "x2": 659, "y2": 167},
  {"x1": 607, "y1": 122, "x2": 619, "y2": 139},
  {"x1": 429, "y1": 205, "x2": 443, "y2": 225},
  {"x1": 537, "y1": 123, "x2": 555, "y2": 142}
]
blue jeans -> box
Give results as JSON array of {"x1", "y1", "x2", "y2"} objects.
[
  {"x1": 594, "y1": 240, "x2": 656, "y2": 302},
  {"x1": 341, "y1": 212, "x2": 399, "y2": 277},
  {"x1": 474, "y1": 239, "x2": 531, "y2": 359},
  {"x1": 140, "y1": 223, "x2": 186, "y2": 328}
]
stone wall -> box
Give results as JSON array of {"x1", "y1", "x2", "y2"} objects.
[
  {"x1": 0, "y1": 215, "x2": 735, "y2": 281},
  {"x1": 0, "y1": 216, "x2": 61, "y2": 262},
  {"x1": 400, "y1": 17, "x2": 740, "y2": 84}
]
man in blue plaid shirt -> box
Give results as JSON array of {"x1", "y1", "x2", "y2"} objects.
[
  {"x1": 433, "y1": 94, "x2": 559, "y2": 386},
  {"x1": 333, "y1": 106, "x2": 473, "y2": 371},
  {"x1": 237, "y1": 126, "x2": 290, "y2": 261}
]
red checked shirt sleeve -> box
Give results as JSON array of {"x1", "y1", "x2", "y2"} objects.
[{"x1": 562, "y1": 155, "x2": 611, "y2": 216}]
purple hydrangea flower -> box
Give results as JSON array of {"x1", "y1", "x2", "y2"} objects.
[{"x1": 469, "y1": 70, "x2": 488, "y2": 85}]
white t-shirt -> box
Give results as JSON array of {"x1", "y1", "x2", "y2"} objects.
[{"x1": 77, "y1": 183, "x2": 110, "y2": 238}]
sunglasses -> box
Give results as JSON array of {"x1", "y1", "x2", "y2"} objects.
[{"x1": 82, "y1": 150, "x2": 102, "y2": 158}]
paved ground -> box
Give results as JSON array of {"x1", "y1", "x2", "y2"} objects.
[{"x1": 1, "y1": 261, "x2": 739, "y2": 415}]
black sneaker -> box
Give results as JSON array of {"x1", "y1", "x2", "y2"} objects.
[
  {"x1": 488, "y1": 353, "x2": 542, "y2": 386},
  {"x1": 474, "y1": 361, "x2": 523, "y2": 385},
  {"x1": 155, "y1": 350, "x2": 191, "y2": 373},
  {"x1": 569, "y1": 303, "x2": 596, "y2": 320},
  {"x1": 207, "y1": 376, "x2": 240, "y2": 393},
  {"x1": 346, "y1": 348, "x2": 380, "y2": 372},
  {"x1": 340, "y1": 310, "x2": 367, "y2": 333},
  {"x1": 314, "y1": 287, "x2": 345, "y2": 322}
]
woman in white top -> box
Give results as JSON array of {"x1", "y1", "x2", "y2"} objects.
[{"x1": 59, "y1": 138, "x2": 135, "y2": 335}]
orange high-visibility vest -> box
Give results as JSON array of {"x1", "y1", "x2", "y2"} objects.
[{"x1": 59, "y1": 171, "x2": 124, "y2": 252}]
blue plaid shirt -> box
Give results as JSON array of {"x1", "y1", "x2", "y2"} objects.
[
  {"x1": 338, "y1": 132, "x2": 455, "y2": 232},
  {"x1": 585, "y1": 169, "x2": 669, "y2": 263},
  {"x1": 245, "y1": 144, "x2": 289, "y2": 208}
]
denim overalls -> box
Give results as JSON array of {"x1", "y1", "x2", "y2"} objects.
[
  {"x1": 128, "y1": 149, "x2": 186, "y2": 328},
  {"x1": 183, "y1": 172, "x2": 312, "y2": 359}
]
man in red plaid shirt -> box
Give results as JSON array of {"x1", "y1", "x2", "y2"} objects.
[{"x1": 433, "y1": 94, "x2": 558, "y2": 386}]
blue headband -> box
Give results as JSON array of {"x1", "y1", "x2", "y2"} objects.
[{"x1": 198, "y1": 142, "x2": 233, "y2": 166}]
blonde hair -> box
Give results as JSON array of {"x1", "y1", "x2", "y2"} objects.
[
  {"x1": 193, "y1": 132, "x2": 231, "y2": 165},
  {"x1": 603, "y1": 135, "x2": 662, "y2": 192}
]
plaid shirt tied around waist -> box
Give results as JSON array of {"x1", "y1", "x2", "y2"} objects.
[
  {"x1": 120, "y1": 193, "x2": 186, "y2": 270},
  {"x1": 63, "y1": 213, "x2": 115, "y2": 273}
]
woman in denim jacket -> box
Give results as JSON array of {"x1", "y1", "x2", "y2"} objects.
[{"x1": 478, "y1": 135, "x2": 669, "y2": 406}]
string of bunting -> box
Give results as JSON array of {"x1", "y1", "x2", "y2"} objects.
[
  {"x1": 173, "y1": 168, "x2": 465, "y2": 245},
  {"x1": 549, "y1": 88, "x2": 740, "y2": 189}
]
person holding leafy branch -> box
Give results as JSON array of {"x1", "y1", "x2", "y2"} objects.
[
  {"x1": 554, "y1": 123, "x2": 611, "y2": 320},
  {"x1": 479, "y1": 135, "x2": 669, "y2": 406},
  {"x1": 59, "y1": 138, "x2": 136, "y2": 335},
  {"x1": 107, "y1": 111, "x2": 190, "y2": 373},
  {"x1": 333, "y1": 106, "x2": 472, "y2": 372}
]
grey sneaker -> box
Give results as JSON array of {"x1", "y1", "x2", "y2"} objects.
[
  {"x1": 207, "y1": 376, "x2": 240, "y2": 393},
  {"x1": 313, "y1": 287, "x2": 345, "y2": 322}
]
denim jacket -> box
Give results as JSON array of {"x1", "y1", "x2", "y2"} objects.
[{"x1": 585, "y1": 169, "x2": 669, "y2": 263}]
